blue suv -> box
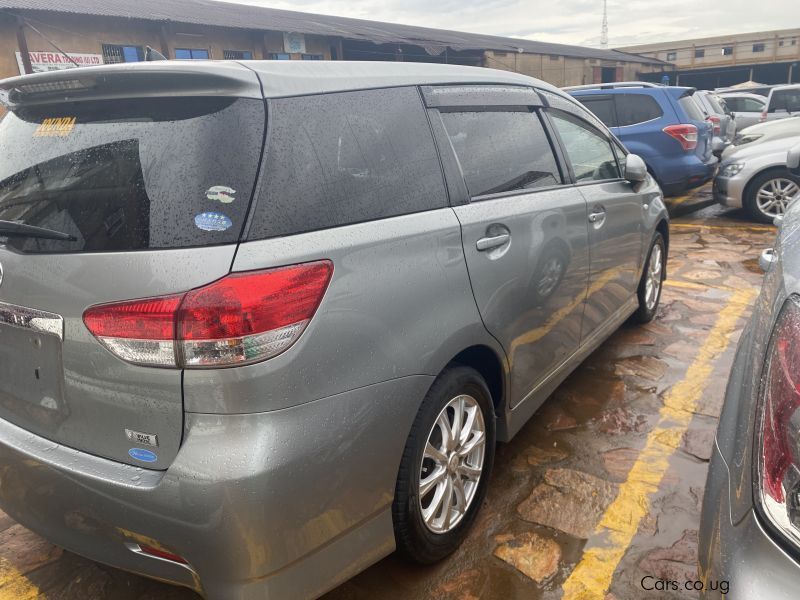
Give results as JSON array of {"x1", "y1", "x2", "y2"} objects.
[{"x1": 567, "y1": 83, "x2": 718, "y2": 196}]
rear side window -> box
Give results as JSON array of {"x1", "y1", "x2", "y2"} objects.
[
  {"x1": 769, "y1": 89, "x2": 800, "y2": 112},
  {"x1": 0, "y1": 98, "x2": 264, "y2": 254},
  {"x1": 247, "y1": 87, "x2": 446, "y2": 240},
  {"x1": 549, "y1": 110, "x2": 621, "y2": 182},
  {"x1": 577, "y1": 96, "x2": 618, "y2": 127},
  {"x1": 439, "y1": 110, "x2": 562, "y2": 197},
  {"x1": 615, "y1": 94, "x2": 664, "y2": 126},
  {"x1": 678, "y1": 95, "x2": 706, "y2": 121}
]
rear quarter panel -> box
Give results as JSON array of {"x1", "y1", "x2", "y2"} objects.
[{"x1": 183, "y1": 209, "x2": 504, "y2": 414}]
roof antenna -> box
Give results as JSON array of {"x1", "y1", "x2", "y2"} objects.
[{"x1": 145, "y1": 46, "x2": 168, "y2": 61}]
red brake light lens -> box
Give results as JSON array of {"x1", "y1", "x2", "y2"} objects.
[
  {"x1": 83, "y1": 260, "x2": 333, "y2": 368},
  {"x1": 663, "y1": 124, "x2": 698, "y2": 151},
  {"x1": 707, "y1": 115, "x2": 721, "y2": 135},
  {"x1": 757, "y1": 296, "x2": 800, "y2": 543}
]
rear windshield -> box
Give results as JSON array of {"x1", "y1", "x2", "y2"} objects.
[
  {"x1": 705, "y1": 94, "x2": 727, "y2": 114},
  {"x1": 0, "y1": 97, "x2": 264, "y2": 254},
  {"x1": 769, "y1": 88, "x2": 800, "y2": 113},
  {"x1": 678, "y1": 95, "x2": 706, "y2": 122}
]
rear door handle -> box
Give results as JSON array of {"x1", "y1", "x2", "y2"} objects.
[
  {"x1": 588, "y1": 211, "x2": 606, "y2": 223},
  {"x1": 476, "y1": 233, "x2": 511, "y2": 251}
]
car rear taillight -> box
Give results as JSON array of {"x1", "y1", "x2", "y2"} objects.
[
  {"x1": 662, "y1": 124, "x2": 698, "y2": 151},
  {"x1": 707, "y1": 115, "x2": 721, "y2": 135},
  {"x1": 761, "y1": 110, "x2": 768, "y2": 123},
  {"x1": 757, "y1": 296, "x2": 800, "y2": 544},
  {"x1": 83, "y1": 260, "x2": 333, "y2": 368}
]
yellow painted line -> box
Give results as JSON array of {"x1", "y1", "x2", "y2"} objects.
[
  {"x1": 561, "y1": 286, "x2": 757, "y2": 600},
  {"x1": 665, "y1": 195, "x2": 692, "y2": 206},
  {"x1": 670, "y1": 223, "x2": 775, "y2": 232},
  {"x1": 0, "y1": 558, "x2": 39, "y2": 600}
]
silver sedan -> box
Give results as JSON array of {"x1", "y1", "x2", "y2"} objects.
[{"x1": 714, "y1": 135, "x2": 800, "y2": 222}]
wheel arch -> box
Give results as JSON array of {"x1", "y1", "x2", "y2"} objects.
[
  {"x1": 743, "y1": 165, "x2": 799, "y2": 209},
  {"x1": 448, "y1": 345, "x2": 506, "y2": 418},
  {"x1": 655, "y1": 218, "x2": 669, "y2": 280}
]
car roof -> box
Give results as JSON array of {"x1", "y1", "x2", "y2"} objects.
[
  {"x1": 769, "y1": 84, "x2": 800, "y2": 94},
  {"x1": 0, "y1": 59, "x2": 567, "y2": 108}
]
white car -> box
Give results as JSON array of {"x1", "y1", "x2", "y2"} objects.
[
  {"x1": 718, "y1": 92, "x2": 766, "y2": 129},
  {"x1": 762, "y1": 84, "x2": 800, "y2": 122},
  {"x1": 721, "y1": 116, "x2": 800, "y2": 160},
  {"x1": 714, "y1": 134, "x2": 800, "y2": 222}
]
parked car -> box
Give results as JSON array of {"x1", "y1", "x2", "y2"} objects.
[
  {"x1": 762, "y1": 84, "x2": 800, "y2": 122},
  {"x1": 567, "y1": 82, "x2": 718, "y2": 196},
  {"x1": 722, "y1": 116, "x2": 800, "y2": 159},
  {"x1": 719, "y1": 92, "x2": 767, "y2": 129},
  {"x1": 714, "y1": 135, "x2": 800, "y2": 222},
  {"x1": 0, "y1": 61, "x2": 668, "y2": 600},
  {"x1": 693, "y1": 90, "x2": 736, "y2": 154},
  {"x1": 699, "y1": 143, "x2": 800, "y2": 599}
]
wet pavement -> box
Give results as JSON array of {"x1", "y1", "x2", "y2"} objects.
[{"x1": 0, "y1": 185, "x2": 777, "y2": 599}]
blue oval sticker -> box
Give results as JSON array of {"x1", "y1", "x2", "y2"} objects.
[
  {"x1": 194, "y1": 212, "x2": 232, "y2": 232},
  {"x1": 129, "y1": 448, "x2": 158, "y2": 463}
]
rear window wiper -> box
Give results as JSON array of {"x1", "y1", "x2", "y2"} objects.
[{"x1": 0, "y1": 220, "x2": 77, "y2": 241}]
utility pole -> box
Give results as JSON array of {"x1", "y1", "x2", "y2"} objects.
[{"x1": 600, "y1": 0, "x2": 609, "y2": 48}]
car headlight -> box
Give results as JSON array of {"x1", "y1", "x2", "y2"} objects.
[
  {"x1": 734, "y1": 134, "x2": 763, "y2": 146},
  {"x1": 721, "y1": 163, "x2": 745, "y2": 177}
]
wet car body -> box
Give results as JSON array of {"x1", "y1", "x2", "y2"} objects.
[
  {"x1": 700, "y1": 153, "x2": 800, "y2": 598},
  {"x1": 0, "y1": 61, "x2": 668, "y2": 599}
]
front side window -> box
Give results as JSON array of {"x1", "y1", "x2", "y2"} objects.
[
  {"x1": 440, "y1": 110, "x2": 562, "y2": 198},
  {"x1": 614, "y1": 93, "x2": 663, "y2": 126},
  {"x1": 175, "y1": 48, "x2": 210, "y2": 60},
  {"x1": 247, "y1": 87, "x2": 447, "y2": 240},
  {"x1": 549, "y1": 110, "x2": 621, "y2": 182}
]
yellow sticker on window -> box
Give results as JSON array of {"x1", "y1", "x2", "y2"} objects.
[{"x1": 34, "y1": 117, "x2": 77, "y2": 138}]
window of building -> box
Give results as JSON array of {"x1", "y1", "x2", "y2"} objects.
[
  {"x1": 549, "y1": 55, "x2": 560, "y2": 61},
  {"x1": 694, "y1": 49, "x2": 705, "y2": 58},
  {"x1": 666, "y1": 52, "x2": 677, "y2": 61},
  {"x1": 247, "y1": 87, "x2": 447, "y2": 240},
  {"x1": 440, "y1": 110, "x2": 562, "y2": 198},
  {"x1": 301, "y1": 54, "x2": 324, "y2": 60},
  {"x1": 722, "y1": 46, "x2": 734, "y2": 56},
  {"x1": 175, "y1": 48, "x2": 210, "y2": 60},
  {"x1": 223, "y1": 50, "x2": 253, "y2": 60},
  {"x1": 779, "y1": 40, "x2": 785, "y2": 47},
  {"x1": 494, "y1": 51, "x2": 508, "y2": 57},
  {"x1": 792, "y1": 39, "x2": 798, "y2": 46},
  {"x1": 101, "y1": 44, "x2": 144, "y2": 64},
  {"x1": 548, "y1": 110, "x2": 621, "y2": 182},
  {"x1": 614, "y1": 93, "x2": 664, "y2": 126},
  {"x1": 575, "y1": 96, "x2": 618, "y2": 127},
  {"x1": 270, "y1": 53, "x2": 291, "y2": 60},
  {"x1": 753, "y1": 43, "x2": 766, "y2": 53}
]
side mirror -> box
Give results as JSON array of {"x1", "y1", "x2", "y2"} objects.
[
  {"x1": 788, "y1": 143, "x2": 800, "y2": 176},
  {"x1": 624, "y1": 153, "x2": 648, "y2": 183}
]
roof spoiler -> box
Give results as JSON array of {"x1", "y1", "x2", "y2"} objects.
[{"x1": 0, "y1": 61, "x2": 262, "y2": 109}]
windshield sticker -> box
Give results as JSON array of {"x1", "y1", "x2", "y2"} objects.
[
  {"x1": 34, "y1": 117, "x2": 77, "y2": 138},
  {"x1": 194, "y1": 212, "x2": 233, "y2": 232},
  {"x1": 206, "y1": 185, "x2": 237, "y2": 204},
  {"x1": 128, "y1": 448, "x2": 158, "y2": 463}
]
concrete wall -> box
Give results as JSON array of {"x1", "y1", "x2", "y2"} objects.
[
  {"x1": 0, "y1": 12, "x2": 335, "y2": 80},
  {"x1": 484, "y1": 49, "x2": 662, "y2": 87}
]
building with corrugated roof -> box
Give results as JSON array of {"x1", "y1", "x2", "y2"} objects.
[{"x1": 0, "y1": 0, "x2": 666, "y2": 87}]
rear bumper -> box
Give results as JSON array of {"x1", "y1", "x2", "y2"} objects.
[
  {"x1": 657, "y1": 154, "x2": 718, "y2": 196},
  {"x1": 0, "y1": 375, "x2": 433, "y2": 599}
]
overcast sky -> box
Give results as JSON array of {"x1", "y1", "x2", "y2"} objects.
[{"x1": 218, "y1": 0, "x2": 797, "y2": 47}]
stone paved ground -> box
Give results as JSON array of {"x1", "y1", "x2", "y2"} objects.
[{"x1": 0, "y1": 186, "x2": 776, "y2": 599}]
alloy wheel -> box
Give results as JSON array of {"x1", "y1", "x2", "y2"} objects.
[
  {"x1": 756, "y1": 178, "x2": 800, "y2": 218},
  {"x1": 418, "y1": 394, "x2": 486, "y2": 534},
  {"x1": 645, "y1": 243, "x2": 663, "y2": 311}
]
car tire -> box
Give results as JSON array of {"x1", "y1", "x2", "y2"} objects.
[
  {"x1": 631, "y1": 232, "x2": 666, "y2": 324},
  {"x1": 744, "y1": 169, "x2": 800, "y2": 224},
  {"x1": 392, "y1": 365, "x2": 495, "y2": 564}
]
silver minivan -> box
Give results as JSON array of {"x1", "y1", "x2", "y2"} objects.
[{"x1": 0, "y1": 61, "x2": 668, "y2": 599}]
